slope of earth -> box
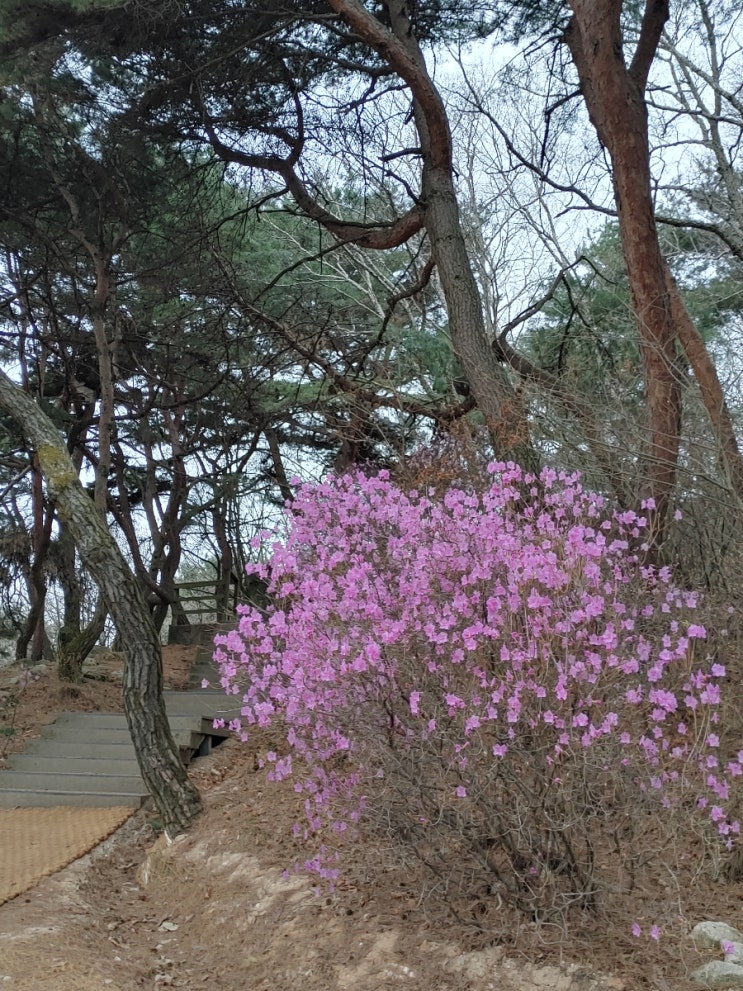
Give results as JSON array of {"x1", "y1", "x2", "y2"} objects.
[
  {"x1": 0, "y1": 650, "x2": 740, "y2": 990},
  {"x1": 0, "y1": 734, "x2": 622, "y2": 991}
]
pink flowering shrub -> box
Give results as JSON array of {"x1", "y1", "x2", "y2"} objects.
[{"x1": 214, "y1": 463, "x2": 738, "y2": 919}]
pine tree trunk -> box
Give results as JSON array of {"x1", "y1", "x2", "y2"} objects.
[
  {"x1": 56, "y1": 523, "x2": 108, "y2": 683},
  {"x1": 212, "y1": 500, "x2": 235, "y2": 622},
  {"x1": 57, "y1": 599, "x2": 107, "y2": 684},
  {"x1": 422, "y1": 165, "x2": 539, "y2": 473},
  {"x1": 565, "y1": 1, "x2": 681, "y2": 537},
  {"x1": 0, "y1": 370, "x2": 202, "y2": 834},
  {"x1": 663, "y1": 263, "x2": 743, "y2": 510},
  {"x1": 16, "y1": 462, "x2": 53, "y2": 662},
  {"x1": 327, "y1": 0, "x2": 541, "y2": 472}
]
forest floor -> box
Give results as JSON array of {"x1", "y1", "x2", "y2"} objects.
[{"x1": 0, "y1": 646, "x2": 740, "y2": 991}]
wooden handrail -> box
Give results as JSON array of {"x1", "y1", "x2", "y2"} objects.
[{"x1": 173, "y1": 578, "x2": 238, "y2": 622}]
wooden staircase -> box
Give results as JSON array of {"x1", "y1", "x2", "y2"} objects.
[{"x1": 0, "y1": 644, "x2": 239, "y2": 809}]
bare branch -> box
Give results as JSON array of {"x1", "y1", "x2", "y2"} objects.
[
  {"x1": 630, "y1": 0, "x2": 670, "y2": 90},
  {"x1": 325, "y1": 0, "x2": 452, "y2": 169},
  {"x1": 498, "y1": 263, "x2": 579, "y2": 344},
  {"x1": 203, "y1": 115, "x2": 424, "y2": 250}
]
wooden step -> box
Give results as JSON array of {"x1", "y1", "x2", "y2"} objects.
[
  {"x1": 0, "y1": 638, "x2": 236, "y2": 808},
  {"x1": 0, "y1": 770, "x2": 146, "y2": 794},
  {"x1": 8, "y1": 754, "x2": 141, "y2": 775},
  {"x1": 0, "y1": 789, "x2": 143, "y2": 809}
]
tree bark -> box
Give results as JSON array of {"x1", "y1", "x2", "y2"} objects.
[
  {"x1": 565, "y1": 1, "x2": 681, "y2": 535},
  {"x1": 422, "y1": 166, "x2": 537, "y2": 470},
  {"x1": 212, "y1": 499, "x2": 235, "y2": 623},
  {"x1": 15, "y1": 458, "x2": 53, "y2": 662},
  {"x1": 663, "y1": 263, "x2": 743, "y2": 510},
  {"x1": 89, "y1": 253, "x2": 116, "y2": 514},
  {"x1": 56, "y1": 523, "x2": 108, "y2": 683},
  {"x1": 325, "y1": 0, "x2": 540, "y2": 472},
  {"x1": 57, "y1": 599, "x2": 107, "y2": 684},
  {"x1": 265, "y1": 428, "x2": 294, "y2": 504},
  {"x1": 0, "y1": 370, "x2": 202, "y2": 834}
]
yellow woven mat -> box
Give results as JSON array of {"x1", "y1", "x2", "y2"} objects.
[{"x1": 0, "y1": 806, "x2": 134, "y2": 905}]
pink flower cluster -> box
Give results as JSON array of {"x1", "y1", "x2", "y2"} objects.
[{"x1": 214, "y1": 463, "x2": 737, "y2": 883}]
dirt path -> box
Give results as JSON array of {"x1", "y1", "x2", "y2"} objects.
[{"x1": 0, "y1": 736, "x2": 626, "y2": 991}]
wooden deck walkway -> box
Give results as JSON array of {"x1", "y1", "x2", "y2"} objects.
[{"x1": 0, "y1": 643, "x2": 238, "y2": 809}]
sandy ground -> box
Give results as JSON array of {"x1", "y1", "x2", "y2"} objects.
[{"x1": 0, "y1": 647, "x2": 740, "y2": 990}]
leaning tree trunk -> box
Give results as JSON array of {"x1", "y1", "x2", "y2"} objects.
[
  {"x1": 663, "y1": 263, "x2": 743, "y2": 511},
  {"x1": 326, "y1": 0, "x2": 540, "y2": 472},
  {"x1": 0, "y1": 369, "x2": 202, "y2": 834},
  {"x1": 423, "y1": 165, "x2": 540, "y2": 473},
  {"x1": 565, "y1": 1, "x2": 682, "y2": 541}
]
